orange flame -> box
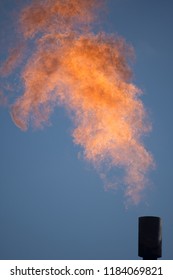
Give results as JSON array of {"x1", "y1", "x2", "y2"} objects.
[{"x1": 2, "y1": 0, "x2": 154, "y2": 203}]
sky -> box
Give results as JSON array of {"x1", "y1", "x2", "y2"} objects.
[{"x1": 0, "y1": 0, "x2": 173, "y2": 260}]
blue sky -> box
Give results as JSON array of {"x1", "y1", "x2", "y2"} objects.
[{"x1": 0, "y1": 0, "x2": 173, "y2": 260}]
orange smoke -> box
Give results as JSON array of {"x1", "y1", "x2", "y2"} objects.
[
  {"x1": 0, "y1": 90, "x2": 8, "y2": 106},
  {"x1": 2, "y1": 0, "x2": 154, "y2": 203},
  {"x1": 0, "y1": 45, "x2": 24, "y2": 77}
]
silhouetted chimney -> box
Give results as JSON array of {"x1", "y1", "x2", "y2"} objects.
[{"x1": 138, "y1": 216, "x2": 162, "y2": 260}]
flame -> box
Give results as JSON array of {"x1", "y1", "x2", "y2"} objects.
[{"x1": 2, "y1": 0, "x2": 154, "y2": 203}]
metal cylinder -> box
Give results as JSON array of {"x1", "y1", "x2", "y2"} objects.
[{"x1": 138, "y1": 216, "x2": 162, "y2": 260}]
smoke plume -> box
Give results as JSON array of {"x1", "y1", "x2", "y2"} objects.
[{"x1": 1, "y1": 0, "x2": 154, "y2": 203}]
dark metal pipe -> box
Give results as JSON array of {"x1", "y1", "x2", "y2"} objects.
[{"x1": 138, "y1": 216, "x2": 162, "y2": 260}]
